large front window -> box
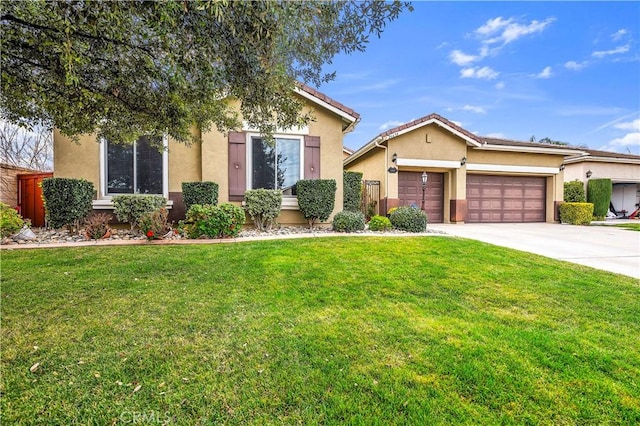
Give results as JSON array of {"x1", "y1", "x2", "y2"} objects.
[
  {"x1": 106, "y1": 136, "x2": 164, "y2": 194},
  {"x1": 251, "y1": 136, "x2": 302, "y2": 195}
]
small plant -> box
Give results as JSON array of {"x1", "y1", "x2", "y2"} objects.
[
  {"x1": 244, "y1": 189, "x2": 282, "y2": 231},
  {"x1": 366, "y1": 200, "x2": 377, "y2": 220},
  {"x1": 83, "y1": 213, "x2": 112, "y2": 240},
  {"x1": 112, "y1": 194, "x2": 166, "y2": 231},
  {"x1": 183, "y1": 203, "x2": 245, "y2": 238},
  {"x1": 41, "y1": 178, "x2": 94, "y2": 229},
  {"x1": 296, "y1": 179, "x2": 336, "y2": 229},
  {"x1": 559, "y1": 202, "x2": 594, "y2": 225},
  {"x1": 182, "y1": 182, "x2": 219, "y2": 211},
  {"x1": 564, "y1": 180, "x2": 586, "y2": 202},
  {"x1": 368, "y1": 215, "x2": 391, "y2": 232},
  {"x1": 0, "y1": 203, "x2": 25, "y2": 238},
  {"x1": 390, "y1": 206, "x2": 427, "y2": 232},
  {"x1": 139, "y1": 208, "x2": 169, "y2": 240},
  {"x1": 387, "y1": 207, "x2": 398, "y2": 216},
  {"x1": 343, "y1": 171, "x2": 363, "y2": 212},
  {"x1": 332, "y1": 211, "x2": 365, "y2": 233}
]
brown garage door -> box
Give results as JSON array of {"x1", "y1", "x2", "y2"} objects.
[
  {"x1": 467, "y1": 175, "x2": 546, "y2": 223},
  {"x1": 398, "y1": 172, "x2": 444, "y2": 223}
]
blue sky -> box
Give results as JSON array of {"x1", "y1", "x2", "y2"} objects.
[{"x1": 319, "y1": 1, "x2": 640, "y2": 154}]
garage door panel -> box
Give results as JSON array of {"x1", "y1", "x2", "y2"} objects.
[
  {"x1": 467, "y1": 175, "x2": 546, "y2": 223},
  {"x1": 398, "y1": 172, "x2": 444, "y2": 223}
]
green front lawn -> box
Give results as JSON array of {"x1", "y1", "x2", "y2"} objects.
[
  {"x1": 2, "y1": 237, "x2": 639, "y2": 424},
  {"x1": 613, "y1": 222, "x2": 640, "y2": 231}
]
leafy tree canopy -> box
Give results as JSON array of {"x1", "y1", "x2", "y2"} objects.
[
  {"x1": 1, "y1": 0, "x2": 410, "y2": 145},
  {"x1": 529, "y1": 135, "x2": 568, "y2": 146}
]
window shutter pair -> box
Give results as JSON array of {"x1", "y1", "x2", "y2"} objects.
[{"x1": 227, "y1": 132, "x2": 320, "y2": 200}]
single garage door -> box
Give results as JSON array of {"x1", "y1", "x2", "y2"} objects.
[
  {"x1": 398, "y1": 171, "x2": 444, "y2": 223},
  {"x1": 467, "y1": 175, "x2": 546, "y2": 223}
]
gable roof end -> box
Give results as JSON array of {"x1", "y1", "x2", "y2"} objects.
[{"x1": 295, "y1": 83, "x2": 361, "y2": 133}]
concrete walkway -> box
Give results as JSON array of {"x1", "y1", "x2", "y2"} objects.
[{"x1": 428, "y1": 222, "x2": 640, "y2": 279}]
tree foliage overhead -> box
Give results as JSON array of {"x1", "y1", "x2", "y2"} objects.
[{"x1": 1, "y1": 0, "x2": 410, "y2": 145}]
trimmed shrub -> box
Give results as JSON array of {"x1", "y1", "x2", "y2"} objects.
[
  {"x1": 0, "y1": 202, "x2": 25, "y2": 238},
  {"x1": 296, "y1": 179, "x2": 337, "y2": 229},
  {"x1": 83, "y1": 213, "x2": 112, "y2": 240},
  {"x1": 332, "y1": 211, "x2": 365, "y2": 233},
  {"x1": 139, "y1": 208, "x2": 169, "y2": 240},
  {"x1": 41, "y1": 178, "x2": 94, "y2": 229},
  {"x1": 244, "y1": 189, "x2": 282, "y2": 231},
  {"x1": 184, "y1": 203, "x2": 245, "y2": 238},
  {"x1": 182, "y1": 181, "x2": 219, "y2": 210},
  {"x1": 559, "y1": 202, "x2": 594, "y2": 225},
  {"x1": 112, "y1": 194, "x2": 166, "y2": 231},
  {"x1": 587, "y1": 178, "x2": 612, "y2": 217},
  {"x1": 564, "y1": 180, "x2": 586, "y2": 202},
  {"x1": 343, "y1": 171, "x2": 363, "y2": 212},
  {"x1": 390, "y1": 206, "x2": 427, "y2": 232},
  {"x1": 368, "y1": 214, "x2": 391, "y2": 232}
]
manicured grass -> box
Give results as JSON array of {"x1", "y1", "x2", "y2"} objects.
[
  {"x1": 613, "y1": 222, "x2": 640, "y2": 231},
  {"x1": 2, "y1": 237, "x2": 639, "y2": 424}
]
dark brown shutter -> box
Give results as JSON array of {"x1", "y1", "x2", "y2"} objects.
[
  {"x1": 228, "y1": 131, "x2": 246, "y2": 201},
  {"x1": 304, "y1": 135, "x2": 320, "y2": 180}
]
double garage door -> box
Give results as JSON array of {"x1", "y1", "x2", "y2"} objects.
[{"x1": 467, "y1": 175, "x2": 546, "y2": 223}]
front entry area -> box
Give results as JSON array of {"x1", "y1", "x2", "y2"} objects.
[
  {"x1": 398, "y1": 171, "x2": 444, "y2": 223},
  {"x1": 466, "y1": 175, "x2": 546, "y2": 223}
]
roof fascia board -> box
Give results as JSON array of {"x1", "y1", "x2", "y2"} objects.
[
  {"x1": 478, "y1": 144, "x2": 584, "y2": 156},
  {"x1": 293, "y1": 87, "x2": 358, "y2": 124},
  {"x1": 564, "y1": 156, "x2": 640, "y2": 165}
]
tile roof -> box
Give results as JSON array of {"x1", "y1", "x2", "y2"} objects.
[
  {"x1": 573, "y1": 147, "x2": 640, "y2": 160},
  {"x1": 297, "y1": 83, "x2": 360, "y2": 121},
  {"x1": 378, "y1": 113, "x2": 480, "y2": 142},
  {"x1": 482, "y1": 137, "x2": 578, "y2": 150}
]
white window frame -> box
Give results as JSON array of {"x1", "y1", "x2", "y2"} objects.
[
  {"x1": 245, "y1": 132, "x2": 305, "y2": 210},
  {"x1": 98, "y1": 136, "x2": 169, "y2": 200}
]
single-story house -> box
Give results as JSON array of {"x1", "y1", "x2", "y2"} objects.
[
  {"x1": 54, "y1": 85, "x2": 360, "y2": 225},
  {"x1": 344, "y1": 113, "x2": 582, "y2": 223},
  {"x1": 563, "y1": 149, "x2": 640, "y2": 215}
]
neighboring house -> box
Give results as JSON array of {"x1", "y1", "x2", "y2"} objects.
[
  {"x1": 343, "y1": 146, "x2": 354, "y2": 159},
  {"x1": 563, "y1": 149, "x2": 640, "y2": 215},
  {"x1": 53, "y1": 85, "x2": 360, "y2": 225},
  {"x1": 345, "y1": 113, "x2": 581, "y2": 223}
]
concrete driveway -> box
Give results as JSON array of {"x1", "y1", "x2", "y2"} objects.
[{"x1": 428, "y1": 222, "x2": 640, "y2": 279}]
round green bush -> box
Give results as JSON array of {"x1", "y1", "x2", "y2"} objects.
[
  {"x1": 389, "y1": 206, "x2": 427, "y2": 232},
  {"x1": 332, "y1": 211, "x2": 365, "y2": 233},
  {"x1": 0, "y1": 202, "x2": 25, "y2": 238},
  {"x1": 564, "y1": 180, "x2": 586, "y2": 202},
  {"x1": 368, "y1": 215, "x2": 391, "y2": 231}
]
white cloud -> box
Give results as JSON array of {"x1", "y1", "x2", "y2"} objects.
[
  {"x1": 565, "y1": 60, "x2": 587, "y2": 71},
  {"x1": 599, "y1": 132, "x2": 640, "y2": 152},
  {"x1": 592, "y1": 44, "x2": 630, "y2": 58},
  {"x1": 462, "y1": 105, "x2": 486, "y2": 114},
  {"x1": 485, "y1": 132, "x2": 506, "y2": 138},
  {"x1": 477, "y1": 17, "x2": 555, "y2": 45},
  {"x1": 495, "y1": 81, "x2": 505, "y2": 89},
  {"x1": 611, "y1": 29, "x2": 628, "y2": 41},
  {"x1": 535, "y1": 66, "x2": 553, "y2": 79},
  {"x1": 378, "y1": 120, "x2": 405, "y2": 131},
  {"x1": 449, "y1": 50, "x2": 479, "y2": 66},
  {"x1": 460, "y1": 66, "x2": 499, "y2": 80},
  {"x1": 613, "y1": 118, "x2": 640, "y2": 131},
  {"x1": 450, "y1": 120, "x2": 464, "y2": 127}
]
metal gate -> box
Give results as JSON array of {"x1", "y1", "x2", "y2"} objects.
[{"x1": 362, "y1": 180, "x2": 380, "y2": 218}]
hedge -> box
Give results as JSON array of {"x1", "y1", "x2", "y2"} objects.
[
  {"x1": 41, "y1": 178, "x2": 94, "y2": 229},
  {"x1": 390, "y1": 206, "x2": 427, "y2": 232},
  {"x1": 182, "y1": 181, "x2": 219, "y2": 211},
  {"x1": 332, "y1": 210, "x2": 365, "y2": 232},
  {"x1": 564, "y1": 180, "x2": 586, "y2": 202},
  {"x1": 587, "y1": 178, "x2": 612, "y2": 217},
  {"x1": 244, "y1": 189, "x2": 282, "y2": 231},
  {"x1": 296, "y1": 179, "x2": 336, "y2": 229},
  {"x1": 112, "y1": 194, "x2": 166, "y2": 231},
  {"x1": 343, "y1": 171, "x2": 363, "y2": 212},
  {"x1": 559, "y1": 202, "x2": 594, "y2": 225}
]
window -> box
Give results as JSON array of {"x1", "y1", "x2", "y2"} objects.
[
  {"x1": 105, "y1": 136, "x2": 165, "y2": 195},
  {"x1": 250, "y1": 136, "x2": 302, "y2": 196}
]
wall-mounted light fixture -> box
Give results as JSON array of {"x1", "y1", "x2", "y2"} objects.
[
  {"x1": 387, "y1": 166, "x2": 398, "y2": 173},
  {"x1": 391, "y1": 152, "x2": 397, "y2": 163},
  {"x1": 559, "y1": 164, "x2": 565, "y2": 171},
  {"x1": 586, "y1": 170, "x2": 592, "y2": 179},
  {"x1": 461, "y1": 156, "x2": 467, "y2": 166}
]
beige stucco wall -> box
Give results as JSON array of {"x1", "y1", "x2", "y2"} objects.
[
  {"x1": 467, "y1": 150, "x2": 564, "y2": 167},
  {"x1": 54, "y1": 130, "x2": 101, "y2": 191},
  {"x1": 564, "y1": 161, "x2": 640, "y2": 183}
]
